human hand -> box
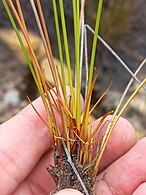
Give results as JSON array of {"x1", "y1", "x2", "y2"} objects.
[{"x1": 0, "y1": 97, "x2": 145, "y2": 195}]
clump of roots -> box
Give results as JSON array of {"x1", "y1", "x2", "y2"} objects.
[{"x1": 46, "y1": 141, "x2": 95, "y2": 195}]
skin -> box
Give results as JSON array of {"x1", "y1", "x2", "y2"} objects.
[{"x1": 0, "y1": 96, "x2": 146, "y2": 195}]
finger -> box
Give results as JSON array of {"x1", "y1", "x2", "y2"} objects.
[
  {"x1": 93, "y1": 116, "x2": 137, "y2": 171},
  {"x1": 12, "y1": 150, "x2": 55, "y2": 194},
  {"x1": 0, "y1": 97, "x2": 54, "y2": 195},
  {"x1": 0, "y1": 87, "x2": 84, "y2": 194},
  {"x1": 133, "y1": 182, "x2": 146, "y2": 195},
  {"x1": 95, "y1": 138, "x2": 146, "y2": 195},
  {"x1": 13, "y1": 117, "x2": 136, "y2": 194},
  {"x1": 54, "y1": 189, "x2": 83, "y2": 195}
]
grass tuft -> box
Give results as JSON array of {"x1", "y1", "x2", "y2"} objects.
[{"x1": 2, "y1": 0, "x2": 146, "y2": 194}]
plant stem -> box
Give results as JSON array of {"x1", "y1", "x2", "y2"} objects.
[
  {"x1": 59, "y1": 0, "x2": 74, "y2": 115},
  {"x1": 88, "y1": 0, "x2": 103, "y2": 94}
]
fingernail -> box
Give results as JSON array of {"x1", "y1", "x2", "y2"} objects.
[{"x1": 54, "y1": 188, "x2": 83, "y2": 195}]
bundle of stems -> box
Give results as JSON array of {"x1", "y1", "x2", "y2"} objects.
[{"x1": 2, "y1": 0, "x2": 146, "y2": 194}]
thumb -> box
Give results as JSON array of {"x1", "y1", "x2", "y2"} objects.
[{"x1": 54, "y1": 189, "x2": 83, "y2": 195}]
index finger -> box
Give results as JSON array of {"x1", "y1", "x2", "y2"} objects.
[
  {"x1": 0, "y1": 87, "x2": 85, "y2": 195},
  {"x1": 0, "y1": 97, "x2": 56, "y2": 194}
]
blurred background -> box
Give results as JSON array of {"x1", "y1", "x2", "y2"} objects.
[{"x1": 0, "y1": 0, "x2": 145, "y2": 138}]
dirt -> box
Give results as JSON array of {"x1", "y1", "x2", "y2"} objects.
[
  {"x1": 0, "y1": 35, "x2": 38, "y2": 123},
  {"x1": 46, "y1": 142, "x2": 94, "y2": 195}
]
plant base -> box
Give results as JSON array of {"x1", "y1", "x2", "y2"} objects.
[{"x1": 46, "y1": 142, "x2": 95, "y2": 195}]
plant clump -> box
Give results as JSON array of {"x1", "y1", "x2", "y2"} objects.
[{"x1": 2, "y1": 0, "x2": 146, "y2": 194}]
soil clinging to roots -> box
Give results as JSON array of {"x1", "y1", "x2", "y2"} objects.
[{"x1": 46, "y1": 142, "x2": 95, "y2": 195}]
